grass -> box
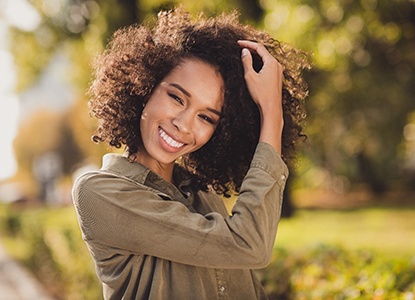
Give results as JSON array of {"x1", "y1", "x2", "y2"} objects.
[{"x1": 275, "y1": 207, "x2": 415, "y2": 259}]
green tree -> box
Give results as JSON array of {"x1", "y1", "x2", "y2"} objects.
[
  {"x1": 261, "y1": 0, "x2": 415, "y2": 194},
  {"x1": 13, "y1": 0, "x2": 415, "y2": 206},
  {"x1": 13, "y1": 109, "x2": 83, "y2": 198}
]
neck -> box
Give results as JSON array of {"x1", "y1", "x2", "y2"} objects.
[{"x1": 133, "y1": 151, "x2": 174, "y2": 183}]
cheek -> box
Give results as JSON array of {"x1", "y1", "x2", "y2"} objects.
[
  {"x1": 140, "y1": 111, "x2": 147, "y2": 130},
  {"x1": 196, "y1": 126, "x2": 217, "y2": 146},
  {"x1": 140, "y1": 110, "x2": 147, "y2": 124},
  {"x1": 140, "y1": 109, "x2": 153, "y2": 140}
]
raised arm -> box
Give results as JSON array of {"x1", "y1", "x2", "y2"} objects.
[{"x1": 237, "y1": 40, "x2": 284, "y2": 156}]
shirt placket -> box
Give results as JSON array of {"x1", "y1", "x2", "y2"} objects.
[{"x1": 215, "y1": 268, "x2": 229, "y2": 299}]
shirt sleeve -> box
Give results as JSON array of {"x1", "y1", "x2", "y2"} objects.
[{"x1": 72, "y1": 142, "x2": 289, "y2": 269}]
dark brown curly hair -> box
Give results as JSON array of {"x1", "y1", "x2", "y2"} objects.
[{"x1": 89, "y1": 8, "x2": 310, "y2": 196}]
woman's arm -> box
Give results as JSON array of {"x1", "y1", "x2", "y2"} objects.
[
  {"x1": 237, "y1": 40, "x2": 284, "y2": 156},
  {"x1": 73, "y1": 145, "x2": 287, "y2": 269}
]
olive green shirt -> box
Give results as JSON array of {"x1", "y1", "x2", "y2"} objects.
[{"x1": 72, "y1": 142, "x2": 288, "y2": 299}]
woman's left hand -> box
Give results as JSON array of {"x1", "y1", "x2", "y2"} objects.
[{"x1": 237, "y1": 40, "x2": 284, "y2": 155}]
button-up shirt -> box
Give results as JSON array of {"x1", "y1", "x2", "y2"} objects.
[{"x1": 72, "y1": 142, "x2": 288, "y2": 299}]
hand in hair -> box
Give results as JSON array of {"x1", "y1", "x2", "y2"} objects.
[{"x1": 238, "y1": 40, "x2": 284, "y2": 155}]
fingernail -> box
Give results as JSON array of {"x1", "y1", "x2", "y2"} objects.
[{"x1": 241, "y1": 48, "x2": 249, "y2": 57}]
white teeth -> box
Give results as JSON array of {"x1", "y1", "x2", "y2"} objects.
[{"x1": 159, "y1": 129, "x2": 184, "y2": 148}]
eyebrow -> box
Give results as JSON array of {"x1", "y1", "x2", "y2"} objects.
[
  {"x1": 168, "y1": 83, "x2": 191, "y2": 97},
  {"x1": 167, "y1": 82, "x2": 222, "y2": 117}
]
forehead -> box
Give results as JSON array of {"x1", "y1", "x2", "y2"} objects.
[{"x1": 164, "y1": 59, "x2": 225, "y2": 108}]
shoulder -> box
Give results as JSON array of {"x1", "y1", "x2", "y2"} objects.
[
  {"x1": 73, "y1": 170, "x2": 113, "y2": 192},
  {"x1": 72, "y1": 170, "x2": 140, "y2": 203},
  {"x1": 72, "y1": 171, "x2": 107, "y2": 207}
]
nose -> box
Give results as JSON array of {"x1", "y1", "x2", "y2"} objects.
[{"x1": 172, "y1": 109, "x2": 193, "y2": 133}]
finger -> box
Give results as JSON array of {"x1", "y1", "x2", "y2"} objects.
[
  {"x1": 238, "y1": 40, "x2": 273, "y2": 64},
  {"x1": 240, "y1": 48, "x2": 253, "y2": 74}
]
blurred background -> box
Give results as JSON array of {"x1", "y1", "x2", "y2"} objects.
[{"x1": 0, "y1": 0, "x2": 414, "y2": 299}]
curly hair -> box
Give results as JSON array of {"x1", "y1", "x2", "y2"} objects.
[{"x1": 88, "y1": 8, "x2": 310, "y2": 196}]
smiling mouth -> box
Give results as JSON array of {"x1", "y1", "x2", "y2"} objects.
[{"x1": 159, "y1": 128, "x2": 185, "y2": 148}]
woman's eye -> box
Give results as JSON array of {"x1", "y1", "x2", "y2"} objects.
[
  {"x1": 199, "y1": 114, "x2": 215, "y2": 125},
  {"x1": 168, "y1": 93, "x2": 183, "y2": 105}
]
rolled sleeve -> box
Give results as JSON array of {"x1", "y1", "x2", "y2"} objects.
[{"x1": 250, "y1": 142, "x2": 289, "y2": 184}]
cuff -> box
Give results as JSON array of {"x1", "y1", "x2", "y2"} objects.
[{"x1": 250, "y1": 142, "x2": 289, "y2": 185}]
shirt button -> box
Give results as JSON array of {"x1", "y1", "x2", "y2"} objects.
[{"x1": 219, "y1": 286, "x2": 226, "y2": 293}]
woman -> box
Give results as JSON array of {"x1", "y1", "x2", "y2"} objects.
[{"x1": 73, "y1": 8, "x2": 309, "y2": 300}]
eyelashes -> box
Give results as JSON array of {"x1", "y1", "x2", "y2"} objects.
[
  {"x1": 168, "y1": 93, "x2": 183, "y2": 105},
  {"x1": 167, "y1": 92, "x2": 217, "y2": 125},
  {"x1": 199, "y1": 114, "x2": 215, "y2": 124}
]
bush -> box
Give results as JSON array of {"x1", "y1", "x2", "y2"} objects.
[
  {"x1": 0, "y1": 204, "x2": 102, "y2": 300},
  {"x1": 260, "y1": 244, "x2": 415, "y2": 299}
]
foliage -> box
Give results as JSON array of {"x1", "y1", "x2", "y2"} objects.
[
  {"x1": 260, "y1": 245, "x2": 415, "y2": 299},
  {"x1": 12, "y1": 109, "x2": 84, "y2": 197},
  {"x1": 0, "y1": 203, "x2": 414, "y2": 299},
  {"x1": 260, "y1": 0, "x2": 415, "y2": 193},
  {"x1": 0, "y1": 204, "x2": 101, "y2": 300},
  {"x1": 8, "y1": 0, "x2": 415, "y2": 200},
  {"x1": 4, "y1": 2, "x2": 415, "y2": 298}
]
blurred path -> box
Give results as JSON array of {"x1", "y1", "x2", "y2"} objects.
[{"x1": 0, "y1": 243, "x2": 54, "y2": 300}]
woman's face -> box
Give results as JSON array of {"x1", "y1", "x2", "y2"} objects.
[{"x1": 138, "y1": 59, "x2": 225, "y2": 171}]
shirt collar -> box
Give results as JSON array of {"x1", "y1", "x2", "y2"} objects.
[
  {"x1": 101, "y1": 154, "x2": 196, "y2": 210},
  {"x1": 102, "y1": 153, "x2": 150, "y2": 184}
]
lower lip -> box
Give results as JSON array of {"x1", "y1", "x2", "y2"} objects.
[{"x1": 158, "y1": 128, "x2": 185, "y2": 153}]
